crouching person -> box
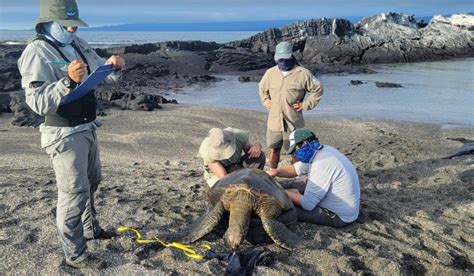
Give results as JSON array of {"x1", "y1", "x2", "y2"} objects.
[
  {"x1": 197, "y1": 127, "x2": 265, "y2": 187},
  {"x1": 267, "y1": 128, "x2": 360, "y2": 227}
]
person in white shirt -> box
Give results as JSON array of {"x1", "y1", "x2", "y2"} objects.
[{"x1": 267, "y1": 128, "x2": 360, "y2": 227}]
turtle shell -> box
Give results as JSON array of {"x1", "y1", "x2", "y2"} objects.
[{"x1": 209, "y1": 168, "x2": 293, "y2": 211}]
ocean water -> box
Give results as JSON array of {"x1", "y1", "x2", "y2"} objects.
[
  {"x1": 1, "y1": 30, "x2": 472, "y2": 127},
  {"x1": 173, "y1": 58, "x2": 474, "y2": 127},
  {"x1": 0, "y1": 30, "x2": 258, "y2": 47}
]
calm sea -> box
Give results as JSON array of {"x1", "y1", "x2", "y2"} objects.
[
  {"x1": 173, "y1": 59, "x2": 474, "y2": 128},
  {"x1": 1, "y1": 30, "x2": 473, "y2": 127},
  {"x1": 0, "y1": 30, "x2": 258, "y2": 47}
]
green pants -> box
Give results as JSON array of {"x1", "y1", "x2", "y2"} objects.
[{"x1": 45, "y1": 130, "x2": 102, "y2": 263}]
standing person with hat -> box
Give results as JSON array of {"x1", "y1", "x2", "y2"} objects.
[
  {"x1": 259, "y1": 41, "x2": 323, "y2": 170},
  {"x1": 266, "y1": 128, "x2": 360, "y2": 227},
  {"x1": 197, "y1": 127, "x2": 265, "y2": 187},
  {"x1": 17, "y1": 0, "x2": 125, "y2": 269}
]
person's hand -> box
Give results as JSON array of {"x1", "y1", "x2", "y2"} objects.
[
  {"x1": 292, "y1": 101, "x2": 303, "y2": 111},
  {"x1": 106, "y1": 55, "x2": 126, "y2": 70},
  {"x1": 266, "y1": 168, "x2": 278, "y2": 178},
  {"x1": 247, "y1": 143, "x2": 262, "y2": 158},
  {"x1": 67, "y1": 60, "x2": 87, "y2": 83},
  {"x1": 264, "y1": 99, "x2": 272, "y2": 110}
]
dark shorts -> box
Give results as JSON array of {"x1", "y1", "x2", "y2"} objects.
[{"x1": 266, "y1": 129, "x2": 290, "y2": 150}]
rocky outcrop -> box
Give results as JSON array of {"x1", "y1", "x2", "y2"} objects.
[
  {"x1": 209, "y1": 47, "x2": 274, "y2": 72},
  {"x1": 96, "y1": 41, "x2": 222, "y2": 57},
  {"x1": 226, "y1": 18, "x2": 355, "y2": 55},
  {"x1": 226, "y1": 13, "x2": 474, "y2": 65}
]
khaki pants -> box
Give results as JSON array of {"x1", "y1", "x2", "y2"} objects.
[{"x1": 45, "y1": 130, "x2": 102, "y2": 262}]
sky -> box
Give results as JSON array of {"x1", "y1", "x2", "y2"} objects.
[{"x1": 0, "y1": 0, "x2": 472, "y2": 30}]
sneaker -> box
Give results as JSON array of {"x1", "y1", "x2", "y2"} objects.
[
  {"x1": 86, "y1": 228, "x2": 118, "y2": 240},
  {"x1": 65, "y1": 254, "x2": 105, "y2": 269}
]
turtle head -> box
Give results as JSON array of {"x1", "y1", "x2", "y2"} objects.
[
  {"x1": 225, "y1": 223, "x2": 247, "y2": 250},
  {"x1": 224, "y1": 189, "x2": 253, "y2": 250}
]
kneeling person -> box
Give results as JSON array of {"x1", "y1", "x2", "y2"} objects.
[
  {"x1": 267, "y1": 128, "x2": 360, "y2": 227},
  {"x1": 198, "y1": 127, "x2": 265, "y2": 187}
]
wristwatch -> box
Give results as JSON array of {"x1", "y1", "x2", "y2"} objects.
[{"x1": 62, "y1": 76, "x2": 78, "y2": 89}]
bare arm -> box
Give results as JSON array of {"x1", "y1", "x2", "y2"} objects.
[
  {"x1": 266, "y1": 164, "x2": 298, "y2": 178},
  {"x1": 286, "y1": 189, "x2": 302, "y2": 207},
  {"x1": 207, "y1": 162, "x2": 227, "y2": 179}
]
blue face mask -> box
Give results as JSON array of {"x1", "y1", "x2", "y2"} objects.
[
  {"x1": 43, "y1": 22, "x2": 76, "y2": 46},
  {"x1": 293, "y1": 140, "x2": 323, "y2": 163},
  {"x1": 277, "y1": 58, "x2": 295, "y2": 71}
]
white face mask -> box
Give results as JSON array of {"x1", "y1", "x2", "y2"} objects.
[{"x1": 43, "y1": 22, "x2": 76, "y2": 46}]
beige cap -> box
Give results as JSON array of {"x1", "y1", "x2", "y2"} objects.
[{"x1": 207, "y1": 128, "x2": 236, "y2": 161}]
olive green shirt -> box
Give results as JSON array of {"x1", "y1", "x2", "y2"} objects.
[
  {"x1": 196, "y1": 128, "x2": 249, "y2": 186},
  {"x1": 259, "y1": 65, "x2": 323, "y2": 132}
]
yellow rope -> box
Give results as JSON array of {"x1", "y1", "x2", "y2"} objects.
[{"x1": 116, "y1": 226, "x2": 211, "y2": 260}]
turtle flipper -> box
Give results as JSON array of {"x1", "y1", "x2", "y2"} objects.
[
  {"x1": 161, "y1": 202, "x2": 225, "y2": 243},
  {"x1": 261, "y1": 217, "x2": 301, "y2": 250}
]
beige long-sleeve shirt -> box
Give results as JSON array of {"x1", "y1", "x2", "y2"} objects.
[{"x1": 259, "y1": 65, "x2": 323, "y2": 132}]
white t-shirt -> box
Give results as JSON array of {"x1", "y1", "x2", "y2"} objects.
[{"x1": 294, "y1": 145, "x2": 360, "y2": 223}]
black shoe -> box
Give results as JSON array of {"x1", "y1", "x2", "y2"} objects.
[
  {"x1": 65, "y1": 254, "x2": 106, "y2": 269},
  {"x1": 86, "y1": 228, "x2": 118, "y2": 240}
]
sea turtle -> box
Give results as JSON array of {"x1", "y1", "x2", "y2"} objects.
[{"x1": 164, "y1": 168, "x2": 300, "y2": 250}]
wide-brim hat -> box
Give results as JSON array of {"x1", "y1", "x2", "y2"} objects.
[
  {"x1": 35, "y1": 0, "x2": 88, "y2": 33},
  {"x1": 207, "y1": 127, "x2": 237, "y2": 161}
]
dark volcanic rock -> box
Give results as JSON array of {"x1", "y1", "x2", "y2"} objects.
[
  {"x1": 350, "y1": 80, "x2": 364, "y2": 85},
  {"x1": 227, "y1": 13, "x2": 474, "y2": 66},
  {"x1": 9, "y1": 92, "x2": 44, "y2": 127},
  {"x1": 210, "y1": 48, "x2": 274, "y2": 72},
  {"x1": 110, "y1": 93, "x2": 163, "y2": 111},
  {"x1": 375, "y1": 82, "x2": 403, "y2": 88},
  {"x1": 95, "y1": 41, "x2": 223, "y2": 57},
  {"x1": 226, "y1": 18, "x2": 355, "y2": 55},
  {"x1": 238, "y1": 76, "x2": 262, "y2": 83},
  {"x1": 0, "y1": 93, "x2": 12, "y2": 114}
]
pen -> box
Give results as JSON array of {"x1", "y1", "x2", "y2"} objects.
[{"x1": 47, "y1": 60, "x2": 70, "y2": 65}]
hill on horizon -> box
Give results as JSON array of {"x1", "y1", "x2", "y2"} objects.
[{"x1": 2, "y1": 12, "x2": 472, "y2": 32}]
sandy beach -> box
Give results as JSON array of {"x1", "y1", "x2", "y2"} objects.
[{"x1": 0, "y1": 104, "x2": 473, "y2": 275}]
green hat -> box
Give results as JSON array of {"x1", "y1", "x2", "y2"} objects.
[
  {"x1": 286, "y1": 128, "x2": 315, "y2": 154},
  {"x1": 274, "y1": 41, "x2": 293, "y2": 61},
  {"x1": 35, "y1": 0, "x2": 88, "y2": 33}
]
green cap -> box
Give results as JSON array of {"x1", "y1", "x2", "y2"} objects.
[
  {"x1": 35, "y1": 0, "x2": 88, "y2": 33},
  {"x1": 286, "y1": 128, "x2": 315, "y2": 154},
  {"x1": 274, "y1": 41, "x2": 293, "y2": 61}
]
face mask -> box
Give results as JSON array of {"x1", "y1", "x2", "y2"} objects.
[
  {"x1": 43, "y1": 22, "x2": 76, "y2": 46},
  {"x1": 277, "y1": 58, "x2": 295, "y2": 72},
  {"x1": 293, "y1": 140, "x2": 323, "y2": 163}
]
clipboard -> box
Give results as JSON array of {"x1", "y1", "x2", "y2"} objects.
[{"x1": 61, "y1": 64, "x2": 113, "y2": 105}]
